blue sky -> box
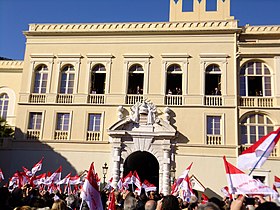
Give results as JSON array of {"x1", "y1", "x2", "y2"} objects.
[{"x1": 0, "y1": 0, "x2": 279, "y2": 60}]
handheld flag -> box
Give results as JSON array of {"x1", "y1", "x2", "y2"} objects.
[
  {"x1": 223, "y1": 156, "x2": 278, "y2": 196},
  {"x1": 275, "y1": 176, "x2": 280, "y2": 188},
  {"x1": 80, "y1": 162, "x2": 103, "y2": 210},
  {"x1": 237, "y1": 128, "x2": 280, "y2": 171}
]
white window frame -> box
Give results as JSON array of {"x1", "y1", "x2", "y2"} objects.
[
  {"x1": 29, "y1": 54, "x2": 55, "y2": 94},
  {"x1": 200, "y1": 53, "x2": 229, "y2": 96},
  {"x1": 161, "y1": 53, "x2": 189, "y2": 95},
  {"x1": 59, "y1": 64, "x2": 76, "y2": 94},
  {"x1": 123, "y1": 54, "x2": 152, "y2": 95},
  {"x1": 54, "y1": 111, "x2": 72, "y2": 140},
  {"x1": 86, "y1": 54, "x2": 113, "y2": 94},
  {"x1": 0, "y1": 88, "x2": 16, "y2": 125},
  {"x1": 33, "y1": 64, "x2": 49, "y2": 94},
  {"x1": 239, "y1": 61, "x2": 272, "y2": 97},
  {"x1": 26, "y1": 110, "x2": 45, "y2": 140},
  {"x1": 56, "y1": 54, "x2": 81, "y2": 94},
  {"x1": 0, "y1": 93, "x2": 9, "y2": 120},
  {"x1": 205, "y1": 113, "x2": 225, "y2": 144},
  {"x1": 84, "y1": 111, "x2": 104, "y2": 140}
]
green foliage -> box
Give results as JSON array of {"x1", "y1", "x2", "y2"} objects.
[{"x1": 0, "y1": 118, "x2": 14, "y2": 138}]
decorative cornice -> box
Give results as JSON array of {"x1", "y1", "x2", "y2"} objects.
[
  {"x1": 161, "y1": 53, "x2": 190, "y2": 58},
  {"x1": 0, "y1": 60, "x2": 24, "y2": 70},
  {"x1": 243, "y1": 25, "x2": 280, "y2": 34},
  {"x1": 26, "y1": 20, "x2": 239, "y2": 34},
  {"x1": 200, "y1": 53, "x2": 229, "y2": 58}
]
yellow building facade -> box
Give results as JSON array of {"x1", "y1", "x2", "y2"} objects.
[{"x1": 1, "y1": 0, "x2": 280, "y2": 195}]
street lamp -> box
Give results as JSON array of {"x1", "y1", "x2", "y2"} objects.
[{"x1": 102, "y1": 162, "x2": 108, "y2": 186}]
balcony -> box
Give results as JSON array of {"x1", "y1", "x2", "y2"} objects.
[
  {"x1": 86, "y1": 131, "x2": 101, "y2": 141},
  {"x1": 29, "y1": 94, "x2": 46, "y2": 103},
  {"x1": 27, "y1": 129, "x2": 41, "y2": 140},
  {"x1": 57, "y1": 94, "x2": 73, "y2": 103},
  {"x1": 239, "y1": 97, "x2": 273, "y2": 108},
  {"x1": 165, "y1": 95, "x2": 183, "y2": 106},
  {"x1": 88, "y1": 94, "x2": 105, "y2": 104},
  {"x1": 204, "y1": 96, "x2": 223, "y2": 106},
  {"x1": 241, "y1": 144, "x2": 278, "y2": 157},
  {"x1": 206, "y1": 135, "x2": 222, "y2": 145},
  {"x1": 126, "y1": 94, "x2": 143, "y2": 105},
  {"x1": 54, "y1": 131, "x2": 69, "y2": 140}
]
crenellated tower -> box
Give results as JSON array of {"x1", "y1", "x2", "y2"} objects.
[{"x1": 169, "y1": 0, "x2": 234, "y2": 22}]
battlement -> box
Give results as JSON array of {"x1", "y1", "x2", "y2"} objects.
[{"x1": 170, "y1": 0, "x2": 234, "y2": 22}]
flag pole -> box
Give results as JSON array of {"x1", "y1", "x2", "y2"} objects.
[
  {"x1": 249, "y1": 129, "x2": 280, "y2": 176},
  {"x1": 223, "y1": 156, "x2": 236, "y2": 199}
]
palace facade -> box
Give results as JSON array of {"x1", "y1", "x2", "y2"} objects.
[{"x1": 1, "y1": 0, "x2": 280, "y2": 196}]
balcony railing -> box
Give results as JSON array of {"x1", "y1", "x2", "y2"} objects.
[
  {"x1": 206, "y1": 135, "x2": 222, "y2": 145},
  {"x1": 241, "y1": 144, "x2": 278, "y2": 157},
  {"x1": 57, "y1": 94, "x2": 73, "y2": 103},
  {"x1": 88, "y1": 94, "x2": 105, "y2": 104},
  {"x1": 204, "y1": 96, "x2": 223, "y2": 106},
  {"x1": 87, "y1": 131, "x2": 101, "y2": 141},
  {"x1": 126, "y1": 94, "x2": 143, "y2": 105},
  {"x1": 29, "y1": 94, "x2": 46, "y2": 103},
  {"x1": 54, "y1": 131, "x2": 69, "y2": 140},
  {"x1": 27, "y1": 129, "x2": 41, "y2": 140},
  {"x1": 165, "y1": 95, "x2": 183, "y2": 106},
  {"x1": 239, "y1": 97, "x2": 273, "y2": 108}
]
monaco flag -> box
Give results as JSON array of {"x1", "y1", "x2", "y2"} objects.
[
  {"x1": 0, "y1": 168, "x2": 4, "y2": 182},
  {"x1": 80, "y1": 162, "x2": 103, "y2": 210},
  {"x1": 274, "y1": 176, "x2": 280, "y2": 188},
  {"x1": 31, "y1": 157, "x2": 44, "y2": 175},
  {"x1": 223, "y1": 156, "x2": 277, "y2": 196},
  {"x1": 237, "y1": 128, "x2": 280, "y2": 171},
  {"x1": 172, "y1": 162, "x2": 193, "y2": 195}
]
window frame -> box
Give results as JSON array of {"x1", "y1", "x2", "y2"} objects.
[
  {"x1": 0, "y1": 93, "x2": 9, "y2": 120},
  {"x1": 33, "y1": 64, "x2": 48, "y2": 94},
  {"x1": 239, "y1": 61, "x2": 272, "y2": 97},
  {"x1": 240, "y1": 113, "x2": 274, "y2": 145}
]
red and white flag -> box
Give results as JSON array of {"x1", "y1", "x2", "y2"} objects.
[
  {"x1": 123, "y1": 171, "x2": 133, "y2": 190},
  {"x1": 31, "y1": 157, "x2": 44, "y2": 175},
  {"x1": 45, "y1": 166, "x2": 62, "y2": 185},
  {"x1": 80, "y1": 162, "x2": 103, "y2": 210},
  {"x1": 69, "y1": 175, "x2": 81, "y2": 185},
  {"x1": 180, "y1": 175, "x2": 195, "y2": 201},
  {"x1": 223, "y1": 156, "x2": 278, "y2": 196},
  {"x1": 132, "y1": 171, "x2": 142, "y2": 189},
  {"x1": 237, "y1": 128, "x2": 280, "y2": 170},
  {"x1": 32, "y1": 173, "x2": 46, "y2": 186},
  {"x1": 108, "y1": 189, "x2": 116, "y2": 210},
  {"x1": 22, "y1": 166, "x2": 33, "y2": 177},
  {"x1": 275, "y1": 176, "x2": 280, "y2": 188},
  {"x1": 142, "y1": 180, "x2": 157, "y2": 192},
  {"x1": 172, "y1": 162, "x2": 193, "y2": 195},
  {"x1": 117, "y1": 178, "x2": 123, "y2": 191},
  {"x1": 0, "y1": 168, "x2": 4, "y2": 182},
  {"x1": 221, "y1": 186, "x2": 232, "y2": 199},
  {"x1": 56, "y1": 172, "x2": 71, "y2": 185}
]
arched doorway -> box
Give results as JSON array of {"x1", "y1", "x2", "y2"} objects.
[{"x1": 123, "y1": 151, "x2": 159, "y2": 189}]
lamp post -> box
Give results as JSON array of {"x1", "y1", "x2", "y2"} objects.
[{"x1": 102, "y1": 162, "x2": 108, "y2": 187}]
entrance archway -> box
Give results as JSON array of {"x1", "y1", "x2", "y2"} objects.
[{"x1": 123, "y1": 151, "x2": 159, "y2": 189}]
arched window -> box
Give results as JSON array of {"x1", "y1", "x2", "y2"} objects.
[
  {"x1": 91, "y1": 64, "x2": 106, "y2": 94},
  {"x1": 205, "y1": 64, "x2": 221, "y2": 95},
  {"x1": 240, "y1": 113, "x2": 274, "y2": 145},
  {"x1": 127, "y1": 64, "x2": 144, "y2": 94},
  {"x1": 166, "y1": 64, "x2": 182, "y2": 95},
  {"x1": 59, "y1": 65, "x2": 75, "y2": 94},
  {"x1": 33, "y1": 64, "x2": 48, "y2": 93},
  {"x1": 0, "y1": 93, "x2": 9, "y2": 120},
  {"x1": 240, "y1": 61, "x2": 271, "y2": 97}
]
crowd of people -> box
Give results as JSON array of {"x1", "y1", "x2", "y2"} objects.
[{"x1": 1, "y1": 184, "x2": 280, "y2": 210}]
